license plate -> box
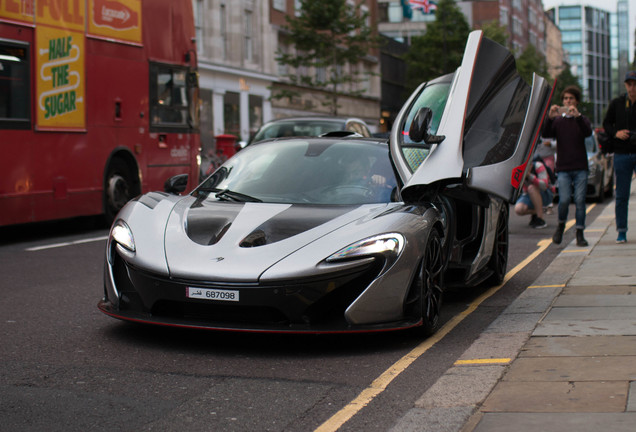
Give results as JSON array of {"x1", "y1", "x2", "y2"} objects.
[{"x1": 186, "y1": 287, "x2": 239, "y2": 302}]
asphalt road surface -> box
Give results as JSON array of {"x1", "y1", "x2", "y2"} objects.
[{"x1": 0, "y1": 201, "x2": 605, "y2": 432}]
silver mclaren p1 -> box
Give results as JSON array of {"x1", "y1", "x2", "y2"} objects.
[{"x1": 99, "y1": 31, "x2": 552, "y2": 335}]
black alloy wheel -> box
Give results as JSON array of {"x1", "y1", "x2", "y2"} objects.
[
  {"x1": 417, "y1": 229, "x2": 444, "y2": 336},
  {"x1": 487, "y1": 204, "x2": 509, "y2": 285}
]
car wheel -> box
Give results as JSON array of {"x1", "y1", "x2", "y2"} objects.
[
  {"x1": 104, "y1": 158, "x2": 138, "y2": 225},
  {"x1": 417, "y1": 229, "x2": 444, "y2": 336},
  {"x1": 487, "y1": 204, "x2": 509, "y2": 285}
]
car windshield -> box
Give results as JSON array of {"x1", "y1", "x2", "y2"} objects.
[
  {"x1": 251, "y1": 120, "x2": 344, "y2": 143},
  {"x1": 196, "y1": 140, "x2": 398, "y2": 205}
]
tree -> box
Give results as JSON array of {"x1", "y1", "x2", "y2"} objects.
[
  {"x1": 552, "y1": 63, "x2": 581, "y2": 105},
  {"x1": 273, "y1": 0, "x2": 380, "y2": 115},
  {"x1": 550, "y1": 64, "x2": 593, "y2": 117},
  {"x1": 480, "y1": 20, "x2": 508, "y2": 47},
  {"x1": 516, "y1": 44, "x2": 548, "y2": 85},
  {"x1": 403, "y1": 0, "x2": 470, "y2": 92}
]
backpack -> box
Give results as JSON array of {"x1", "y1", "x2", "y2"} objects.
[{"x1": 532, "y1": 154, "x2": 556, "y2": 184}]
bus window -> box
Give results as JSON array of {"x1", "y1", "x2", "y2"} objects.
[
  {"x1": 0, "y1": 40, "x2": 30, "y2": 129},
  {"x1": 150, "y1": 63, "x2": 191, "y2": 129}
]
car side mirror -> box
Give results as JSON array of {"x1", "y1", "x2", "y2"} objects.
[
  {"x1": 164, "y1": 174, "x2": 189, "y2": 194},
  {"x1": 409, "y1": 107, "x2": 445, "y2": 145}
]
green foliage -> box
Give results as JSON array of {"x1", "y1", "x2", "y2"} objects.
[
  {"x1": 516, "y1": 44, "x2": 548, "y2": 85},
  {"x1": 551, "y1": 64, "x2": 581, "y2": 105},
  {"x1": 273, "y1": 0, "x2": 381, "y2": 115},
  {"x1": 403, "y1": 0, "x2": 470, "y2": 93},
  {"x1": 480, "y1": 20, "x2": 508, "y2": 47}
]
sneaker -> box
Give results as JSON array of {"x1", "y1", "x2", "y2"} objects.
[
  {"x1": 530, "y1": 216, "x2": 547, "y2": 229},
  {"x1": 617, "y1": 232, "x2": 627, "y2": 244},
  {"x1": 529, "y1": 214, "x2": 538, "y2": 226}
]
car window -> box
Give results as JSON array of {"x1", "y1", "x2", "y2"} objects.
[
  {"x1": 399, "y1": 80, "x2": 452, "y2": 172},
  {"x1": 346, "y1": 121, "x2": 371, "y2": 137},
  {"x1": 251, "y1": 120, "x2": 347, "y2": 143}
]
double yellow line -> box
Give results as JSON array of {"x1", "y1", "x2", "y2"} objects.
[{"x1": 315, "y1": 204, "x2": 596, "y2": 432}]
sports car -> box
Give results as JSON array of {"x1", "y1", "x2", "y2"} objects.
[{"x1": 99, "y1": 31, "x2": 552, "y2": 335}]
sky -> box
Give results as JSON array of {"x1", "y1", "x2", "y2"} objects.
[{"x1": 543, "y1": 0, "x2": 636, "y2": 64}]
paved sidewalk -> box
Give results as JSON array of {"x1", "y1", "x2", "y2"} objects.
[{"x1": 392, "y1": 179, "x2": 636, "y2": 432}]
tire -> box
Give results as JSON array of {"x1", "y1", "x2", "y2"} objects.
[
  {"x1": 416, "y1": 229, "x2": 444, "y2": 336},
  {"x1": 487, "y1": 204, "x2": 509, "y2": 285},
  {"x1": 104, "y1": 158, "x2": 138, "y2": 225}
]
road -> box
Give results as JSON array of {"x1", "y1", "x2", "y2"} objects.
[{"x1": 0, "y1": 201, "x2": 606, "y2": 432}]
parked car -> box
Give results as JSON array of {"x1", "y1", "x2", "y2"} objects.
[
  {"x1": 247, "y1": 116, "x2": 371, "y2": 145},
  {"x1": 99, "y1": 31, "x2": 551, "y2": 336},
  {"x1": 585, "y1": 130, "x2": 614, "y2": 202},
  {"x1": 553, "y1": 130, "x2": 615, "y2": 202}
]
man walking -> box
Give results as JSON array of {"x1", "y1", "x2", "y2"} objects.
[
  {"x1": 602, "y1": 71, "x2": 636, "y2": 243},
  {"x1": 542, "y1": 85, "x2": 593, "y2": 246}
]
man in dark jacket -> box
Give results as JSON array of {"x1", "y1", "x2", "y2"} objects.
[
  {"x1": 602, "y1": 71, "x2": 636, "y2": 243},
  {"x1": 543, "y1": 85, "x2": 593, "y2": 246}
]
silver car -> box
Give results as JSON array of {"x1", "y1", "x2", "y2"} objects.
[
  {"x1": 99, "y1": 31, "x2": 551, "y2": 336},
  {"x1": 585, "y1": 131, "x2": 614, "y2": 202},
  {"x1": 247, "y1": 116, "x2": 372, "y2": 145}
]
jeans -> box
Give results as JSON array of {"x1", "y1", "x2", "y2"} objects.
[
  {"x1": 557, "y1": 170, "x2": 588, "y2": 229},
  {"x1": 614, "y1": 153, "x2": 636, "y2": 232}
]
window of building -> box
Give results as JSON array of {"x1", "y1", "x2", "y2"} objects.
[
  {"x1": 500, "y1": 7, "x2": 509, "y2": 24},
  {"x1": 558, "y1": 6, "x2": 581, "y2": 19},
  {"x1": 220, "y1": 4, "x2": 228, "y2": 60},
  {"x1": 559, "y1": 19, "x2": 581, "y2": 30},
  {"x1": 316, "y1": 66, "x2": 326, "y2": 84},
  {"x1": 244, "y1": 9, "x2": 253, "y2": 62},
  {"x1": 223, "y1": 91, "x2": 240, "y2": 137},
  {"x1": 193, "y1": 0, "x2": 203, "y2": 55},
  {"x1": 277, "y1": 40, "x2": 289, "y2": 76},
  {"x1": 0, "y1": 40, "x2": 30, "y2": 129},
  {"x1": 561, "y1": 30, "x2": 581, "y2": 43},
  {"x1": 248, "y1": 94, "x2": 263, "y2": 139},
  {"x1": 512, "y1": 16, "x2": 522, "y2": 36},
  {"x1": 563, "y1": 42, "x2": 582, "y2": 55},
  {"x1": 273, "y1": 0, "x2": 285, "y2": 12},
  {"x1": 528, "y1": 8, "x2": 536, "y2": 27}
]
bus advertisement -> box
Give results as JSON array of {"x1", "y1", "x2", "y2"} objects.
[{"x1": 0, "y1": 0, "x2": 200, "y2": 226}]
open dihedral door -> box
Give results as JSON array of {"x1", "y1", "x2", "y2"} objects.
[{"x1": 390, "y1": 30, "x2": 552, "y2": 202}]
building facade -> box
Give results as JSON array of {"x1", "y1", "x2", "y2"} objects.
[
  {"x1": 193, "y1": 0, "x2": 277, "y2": 155},
  {"x1": 192, "y1": 0, "x2": 381, "y2": 156},
  {"x1": 547, "y1": 3, "x2": 611, "y2": 126},
  {"x1": 270, "y1": 0, "x2": 381, "y2": 130},
  {"x1": 472, "y1": 0, "x2": 547, "y2": 56},
  {"x1": 544, "y1": 11, "x2": 565, "y2": 80},
  {"x1": 611, "y1": 0, "x2": 630, "y2": 98}
]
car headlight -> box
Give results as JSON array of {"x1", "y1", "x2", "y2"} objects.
[
  {"x1": 111, "y1": 220, "x2": 136, "y2": 252},
  {"x1": 326, "y1": 233, "x2": 404, "y2": 265}
]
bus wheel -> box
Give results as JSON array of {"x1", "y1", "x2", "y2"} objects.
[{"x1": 104, "y1": 159, "x2": 136, "y2": 224}]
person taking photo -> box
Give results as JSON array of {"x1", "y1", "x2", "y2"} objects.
[{"x1": 542, "y1": 85, "x2": 593, "y2": 246}]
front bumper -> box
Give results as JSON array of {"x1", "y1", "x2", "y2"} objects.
[{"x1": 100, "y1": 251, "x2": 421, "y2": 333}]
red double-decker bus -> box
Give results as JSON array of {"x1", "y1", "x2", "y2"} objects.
[{"x1": 0, "y1": 0, "x2": 200, "y2": 226}]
